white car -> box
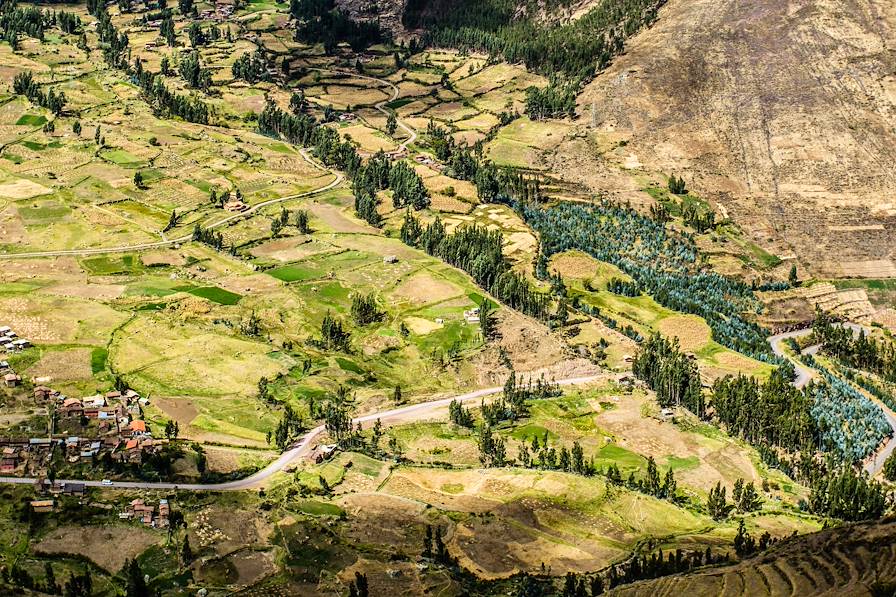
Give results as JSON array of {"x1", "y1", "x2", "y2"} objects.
[{"x1": 101, "y1": 479, "x2": 113, "y2": 486}]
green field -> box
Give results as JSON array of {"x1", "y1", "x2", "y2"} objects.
[
  {"x1": 81, "y1": 254, "x2": 144, "y2": 275},
  {"x1": 15, "y1": 114, "x2": 46, "y2": 126},
  {"x1": 176, "y1": 285, "x2": 242, "y2": 305}
]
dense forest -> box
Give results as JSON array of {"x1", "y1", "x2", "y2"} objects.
[
  {"x1": 289, "y1": 0, "x2": 382, "y2": 52},
  {"x1": 632, "y1": 334, "x2": 703, "y2": 416},
  {"x1": 521, "y1": 200, "x2": 772, "y2": 360}
]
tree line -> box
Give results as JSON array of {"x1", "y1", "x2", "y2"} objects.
[
  {"x1": 632, "y1": 334, "x2": 704, "y2": 416},
  {"x1": 401, "y1": 211, "x2": 550, "y2": 320},
  {"x1": 12, "y1": 70, "x2": 65, "y2": 114}
]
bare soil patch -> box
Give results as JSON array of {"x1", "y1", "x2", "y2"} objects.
[
  {"x1": 249, "y1": 237, "x2": 333, "y2": 262},
  {"x1": 392, "y1": 272, "x2": 463, "y2": 304},
  {"x1": 229, "y1": 549, "x2": 277, "y2": 586},
  {"x1": 43, "y1": 282, "x2": 125, "y2": 300},
  {"x1": 154, "y1": 396, "x2": 200, "y2": 427},
  {"x1": 595, "y1": 392, "x2": 758, "y2": 491},
  {"x1": 35, "y1": 525, "x2": 160, "y2": 572},
  {"x1": 27, "y1": 347, "x2": 93, "y2": 381},
  {"x1": 0, "y1": 179, "x2": 52, "y2": 199}
]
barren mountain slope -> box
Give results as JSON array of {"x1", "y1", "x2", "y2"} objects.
[{"x1": 553, "y1": 0, "x2": 896, "y2": 278}]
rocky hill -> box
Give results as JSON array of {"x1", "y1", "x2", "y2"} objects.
[
  {"x1": 553, "y1": 0, "x2": 896, "y2": 278},
  {"x1": 336, "y1": 0, "x2": 409, "y2": 36}
]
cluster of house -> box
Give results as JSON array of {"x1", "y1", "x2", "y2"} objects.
[
  {"x1": 0, "y1": 326, "x2": 28, "y2": 388},
  {"x1": 414, "y1": 154, "x2": 444, "y2": 172},
  {"x1": 120, "y1": 498, "x2": 170, "y2": 528},
  {"x1": 27, "y1": 480, "x2": 88, "y2": 512},
  {"x1": 0, "y1": 387, "x2": 162, "y2": 473},
  {"x1": 1, "y1": 326, "x2": 31, "y2": 353}
]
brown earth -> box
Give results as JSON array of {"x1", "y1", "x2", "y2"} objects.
[
  {"x1": 34, "y1": 525, "x2": 161, "y2": 572},
  {"x1": 606, "y1": 518, "x2": 896, "y2": 596},
  {"x1": 547, "y1": 0, "x2": 896, "y2": 278}
]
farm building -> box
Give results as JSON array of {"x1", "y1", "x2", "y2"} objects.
[{"x1": 29, "y1": 500, "x2": 54, "y2": 513}]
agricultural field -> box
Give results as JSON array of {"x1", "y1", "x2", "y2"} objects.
[{"x1": 0, "y1": 0, "x2": 891, "y2": 595}]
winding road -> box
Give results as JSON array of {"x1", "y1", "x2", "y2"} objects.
[
  {"x1": 0, "y1": 375, "x2": 603, "y2": 491},
  {"x1": 768, "y1": 324, "x2": 896, "y2": 475}
]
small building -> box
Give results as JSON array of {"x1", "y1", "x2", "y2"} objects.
[
  {"x1": 63, "y1": 482, "x2": 85, "y2": 496},
  {"x1": 4, "y1": 373, "x2": 21, "y2": 388},
  {"x1": 128, "y1": 420, "x2": 147, "y2": 435},
  {"x1": 83, "y1": 395, "x2": 106, "y2": 409},
  {"x1": 60, "y1": 398, "x2": 83, "y2": 418},
  {"x1": 223, "y1": 200, "x2": 249, "y2": 213},
  {"x1": 305, "y1": 444, "x2": 337, "y2": 464},
  {"x1": 33, "y1": 386, "x2": 54, "y2": 400},
  {"x1": 30, "y1": 500, "x2": 54, "y2": 513},
  {"x1": 383, "y1": 255, "x2": 398, "y2": 264}
]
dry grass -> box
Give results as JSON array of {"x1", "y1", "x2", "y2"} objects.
[
  {"x1": 35, "y1": 525, "x2": 161, "y2": 572},
  {"x1": 391, "y1": 272, "x2": 463, "y2": 304},
  {"x1": 656, "y1": 315, "x2": 712, "y2": 352},
  {"x1": 27, "y1": 347, "x2": 93, "y2": 381}
]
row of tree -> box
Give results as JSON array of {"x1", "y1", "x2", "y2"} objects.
[
  {"x1": 813, "y1": 311, "x2": 896, "y2": 383},
  {"x1": 232, "y1": 49, "x2": 270, "y2": 83},
  {"x1": 632, "y1": 334, "x2": 704, "y2": 417},
  {"x1": 0, "y1": 2, "x2": 46, "y2": 49},
  {"x1": 12, "y1": 70, "x2": 66, "y2": 114},
  {"x1": 401, "y1": 212, "x2": 550, "y2": 320}
]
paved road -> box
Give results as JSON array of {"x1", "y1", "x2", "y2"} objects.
[
  {"x1": 0, "y1": 375, "x2": 602, "y2": 491},
  {"x1": 767, "y1": 323, "x2": 896, "y2": 475},
  {"x1": 768, "y1": 329, "x2": 816, "y2": 389}
]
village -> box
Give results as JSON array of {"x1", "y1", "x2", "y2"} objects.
[{"x1": 0, "y1": 323, "x2": 173, "y2": 483}]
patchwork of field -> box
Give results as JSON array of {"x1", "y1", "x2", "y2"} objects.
[
  {"x1": 0, "y1": 2, "x2": 873, "y2": 595},
  {"x1": 548, "y1": 250, "x2": 774, "y2": 381}
]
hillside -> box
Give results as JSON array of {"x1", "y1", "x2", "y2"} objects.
[
  {"x1": 548, "y1": 0, "x2": 896, "y2": 279},
  {"x1": 606, "y1": 517, "x2": 896, "y2": 596}
]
